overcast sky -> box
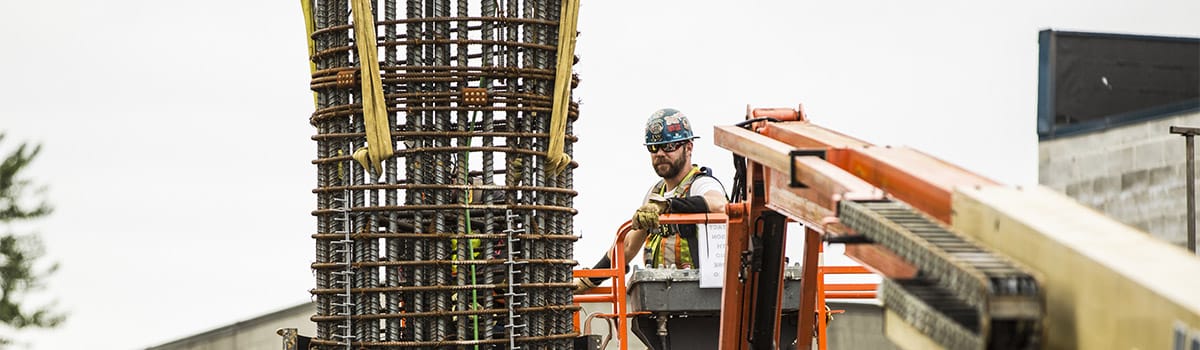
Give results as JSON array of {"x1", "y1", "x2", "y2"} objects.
[{"x1": 1, "y1": 0, "x2": 1197, "y2": 348}]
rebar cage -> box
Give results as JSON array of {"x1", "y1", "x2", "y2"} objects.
[{"x1": 307, "y1": 0, "x2": 580, "y2": 348}]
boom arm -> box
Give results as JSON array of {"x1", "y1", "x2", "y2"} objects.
[{"x1": 714, "y1": 105, "x2": 1200, "y2": 349}]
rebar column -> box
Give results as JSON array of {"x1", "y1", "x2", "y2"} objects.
[{"x1": 307, "y1": 1, "x2": 582, "y2": 348}]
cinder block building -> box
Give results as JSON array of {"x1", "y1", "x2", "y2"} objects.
[{"x1": 1036, "y1": 30, "x2": 1200, "y2": 247}]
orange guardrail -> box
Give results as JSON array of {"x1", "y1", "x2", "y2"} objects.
[
  {"x1": 572, "y1": 213, "x2": 727, "y2": 350},
  {"x1": 572, "y1": 213, "x2": 879, "y2": 350},
  {"x1": 816, "y1": 263, "x2": 878, "y2": 349}
]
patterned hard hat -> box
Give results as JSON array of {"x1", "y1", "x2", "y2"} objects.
[{"x1": 644, "y1": 108, "x2": 699, "y2": 145}]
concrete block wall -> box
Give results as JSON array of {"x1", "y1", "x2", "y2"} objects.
[{"x1": 1039, "y1": 110, "x2": 1200, "y2": 246}]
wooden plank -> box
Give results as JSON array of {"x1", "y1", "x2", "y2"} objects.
[
  {"x1": 764, "y1": 122, "x2": 873, "y2": 149},
  {"x1": 952, "y1": 185, "x2": 1200, "y2": 350},
  {"x1": 716, "y1": 125, "x2": 882, "y2": 211},
  {"x1": 715, "y1": 125, "x2": 796, "y2": 173},
  {"x1": 765, "y1": 168, "x2": 879, "y2": 236}
]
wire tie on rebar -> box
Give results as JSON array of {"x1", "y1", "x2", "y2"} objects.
[{"x1": 335, "y1": 70, "x2": 359, "y2": 89}]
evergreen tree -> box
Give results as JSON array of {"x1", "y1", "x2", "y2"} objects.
[{"x1": 0, "y1": 134, "x2": 63, "y2": 343}]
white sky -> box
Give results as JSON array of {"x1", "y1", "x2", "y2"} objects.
[{"x1": 0, "y1": 0, "x2": 1196, "y2": 348}]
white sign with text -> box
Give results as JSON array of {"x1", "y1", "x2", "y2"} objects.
[{"x1": 698, "y1": 223, "x2": 728, "y2": 288}]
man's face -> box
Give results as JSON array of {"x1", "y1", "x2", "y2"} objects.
[{"x1": 648, "y1": 140, "x2": 691, "y2": 179}]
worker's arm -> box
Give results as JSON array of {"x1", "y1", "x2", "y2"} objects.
[
  {"x1": 621, "y1": 228, "x2": 648, "y2": 264},
  {"x1": 660, "y1": 189, "x2": 727, "y2": 214},
  {"x1": 619, "y1": 189, "x2": 723, "y2": 264},
  {"x1": 574, "y1": 184, "x2": 726, "y2": 293},
  {"x1": 593, "y1": 227, "x2": 646, "y2": 277},
  {"x1": 701, "y1": 189, "x2": 727, "y2": 213}
]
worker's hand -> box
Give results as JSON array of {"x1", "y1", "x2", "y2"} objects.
[
  {"x1": 506, "y1": 157, "x2": 524, "y2": 186},
  {"x1": 631, "y1": 195, "x2": 668, "y2": 231},
  {"x1": 572, "y1": 277, "x2": 596, "y2": 294}
]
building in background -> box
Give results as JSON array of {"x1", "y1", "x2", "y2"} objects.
[
  {"x1": 145, "y1": 304, "x2": 314, "y2": 350},
  {"x1": 1037, "y1": 30, "x2": 1200, "y2": 248},
  {"x1": 145, "y1": 301, "x2": 896, "y2": 350}
]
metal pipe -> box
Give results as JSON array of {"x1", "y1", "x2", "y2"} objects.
[
  {"x1": 1170, "y1": 126, "x2": 1198, "y2": 255},
  {"x1": 657, "y1": 313, "x2": 669, "y2": 350},
  {"x1": 1190, "y1": 134, "x2": 1195, "y2": 254}
]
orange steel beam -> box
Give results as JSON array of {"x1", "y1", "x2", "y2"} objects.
[
  {"x1": 761, "y1": 121, "x2": 998, "y2": 224},
  {"x1": 716, "y1": 123, "x2": 917, "y2": 280},
  {"x1": 720, "y1": 111, "x2": 988, "y2": 281},
  {"x1": 816, "y1": 242, "x2": 828, "y2": 350},
  {"x1": 749, "y1": 105, "x2": 804, "y2": 122},
  {"x1": 712, "y1": 105, "x2": 1005, "y2": 349},
  {"x1": 835, "y1": 146, "x2": 997, "y2": 223},
  {"x1": 761, "y1": 120, "x2": 872, "y2": 149},
  {"x1": 796, "y1": 226, "x2": 821, "y2": 350},
  {"x1": 717, "y1": 117, "x2": 882, "y2": 350},
  {"x1": 765, "y1": 167, "x2": 865, "y2": 236},
  {"x1": 819, "y1": 266, "x2": 872, "y2": 274},
  {"x1": 719, "y1": 202, "x2": 752, "y2": 349},
  {"x1": 714, "y1": 125, "x2": 883, "y2": 213},
  {"x1": 820, "y1": 266, "x2": 879, "y2": 300},
  {"x1": 822, "y1": 283, "x2": 879, "y2": 291},
  {"x1": 720, "y1": 159, "x2": 798, "y2": 350},
  {"x1": 770, "y1": 214, "x2": 790, "y2": 348},
  {"x1": 843, "y1": 243, "x2": 918, "y2": 279},
  {"x1": 825, "y1": 291, "x2": 878, "y2": 299}
]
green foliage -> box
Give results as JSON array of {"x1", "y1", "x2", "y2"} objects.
[{"x1": 0, "y1": 134, "x2": 64, "y2": 339}]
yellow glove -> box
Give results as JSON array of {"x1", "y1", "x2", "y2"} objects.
[
  {"x1": 631, "y1": 195, "x2": 669, "y2": 230},
  {"x1": 506, "y1": 157, "x2": 524, "y2": 186},
  {"x1": 573, "y1": 277, "x2": 596, "y2": 294}
]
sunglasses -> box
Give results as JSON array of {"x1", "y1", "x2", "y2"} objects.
[{"x1": 646, "y1": 141, "x2": 688, "y2": 154}]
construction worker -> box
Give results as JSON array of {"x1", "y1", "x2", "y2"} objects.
[{"x1": 573, "y1": 108, "x2": 728, "y2": 293}]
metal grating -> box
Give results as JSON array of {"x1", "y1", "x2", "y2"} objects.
[
  {"x1": 306, "y1": 1, "x2": 580, "y2": 348},
  {"x1": 839, "y1": 200, "x2": 1041, "y2": 349}
]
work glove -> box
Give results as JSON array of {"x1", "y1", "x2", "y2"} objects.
[
  {"x1": 631, "y1": 195, "x2": 669, "y2": 231},
  {"x1": 506, "y1": 157, "x2": 525, "y2": 186},
  {"x1": 572, "y1": 277, "x2": 596, "y2": 294}
]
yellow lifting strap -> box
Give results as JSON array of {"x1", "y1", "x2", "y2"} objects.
[
  {"x1": 546, "y1": 0, "x2": 581, "y2": 175},
  {"x1": 350, "y1": 0, "x2": 393, "y2": 175},
  {"x1": 299, "y1": 0, "x2": 392, "y2": 175},
  {"x1": 299, "y1": 0, "x2": 317, "y2": 107}
]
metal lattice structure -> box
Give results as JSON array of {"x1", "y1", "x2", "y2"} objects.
[{"x1": 307, "y1": 0, "x2": 580, "y2": 348}]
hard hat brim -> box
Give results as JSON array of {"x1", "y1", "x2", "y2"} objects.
[{"x1": 643, "y1": 136, "x2": 700, "y2": 146}]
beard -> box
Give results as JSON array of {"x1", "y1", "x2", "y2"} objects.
[{"x1": 653, "y1": 153, "x2": 688, "y2": 179}]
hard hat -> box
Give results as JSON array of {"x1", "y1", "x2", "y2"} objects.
[{"x1": 644, "y1": 108, "x2": 699, "y2": 145}]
